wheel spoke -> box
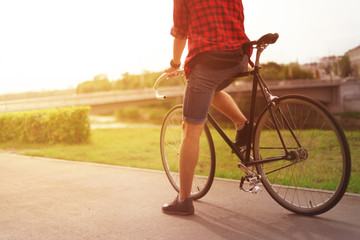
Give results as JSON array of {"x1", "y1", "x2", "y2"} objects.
[{"x1": 254, "y1": 96, "x2": 350, "y2": 215}]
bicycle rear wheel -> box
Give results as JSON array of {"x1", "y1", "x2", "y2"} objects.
[
  {"x1": 254, "y1": 95, "x2": 351, "y2": 215},
  {"x1": 160, "y1": 105, "x2": 216, "y2": 200}
]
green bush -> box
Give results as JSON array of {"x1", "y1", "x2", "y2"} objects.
[{"x1": 0, "y1": 106, "x2": 91, "y2": 144}]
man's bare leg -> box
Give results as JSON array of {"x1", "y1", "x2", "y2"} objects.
[
  {"x1": 179, "y1": 121, "x2": 204, "y2": 201},
  {"x1": 176, "y1": 92, "x2": 244, "y2": 201},
  {"x1": 212, "y1": 91, "x2": 247, "y2": 128}
]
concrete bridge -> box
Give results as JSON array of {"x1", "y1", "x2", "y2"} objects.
[
  {"x1": 227, "y1": 77, "x2": 360, "y2": 113},
  {"x1": 0, "y1": 78, "x2": 359, "y2": 114}
]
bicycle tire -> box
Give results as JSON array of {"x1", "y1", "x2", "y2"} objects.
[
  {"x1": 160, "y1": 105, "x2": 216, "y2": 200},
  {"x1": 254, "y1": 94, "x2": 351, "y2": 215}
]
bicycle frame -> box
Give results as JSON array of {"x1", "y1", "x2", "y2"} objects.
[
  {"x1": 206, "y1": 71, "x2": 294, "y2": 168},
  {"x1": 207, "y1": 45, "x2": 302, "y2": 169}
]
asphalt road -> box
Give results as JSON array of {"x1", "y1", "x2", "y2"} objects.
[{"x1": 0, "y1": 153, "x2": 359, "y2": 240}]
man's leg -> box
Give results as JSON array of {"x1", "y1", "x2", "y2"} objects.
[
  {"x1": 161, "y1": 120, "x2": 202, "y2": 215},
  {"x1": 212, "y1": 91, "x2": 247, "y2": 128},
  {"x1": 179, "y1": 121, "x2": 204, "y2": 200}
]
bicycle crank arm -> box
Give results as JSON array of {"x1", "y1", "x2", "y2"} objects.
[{"x1": 238, "y1": 162, "x2": 256, "y2": 176}]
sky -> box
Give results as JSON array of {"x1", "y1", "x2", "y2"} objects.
[{"x1": 0, "y1": 0, "x2": 359, "y2": 94}]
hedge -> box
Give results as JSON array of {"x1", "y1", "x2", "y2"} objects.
[{"x1": 0, "y1": 106, "x2": 91, "y2": 144}]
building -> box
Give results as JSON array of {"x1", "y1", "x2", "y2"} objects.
[
  {"x1": 346, "y1": 45, "x2": 360, "y2": 77},
  {"x1": 301, "y1": 56, "x2": 341, "y2": 80}
]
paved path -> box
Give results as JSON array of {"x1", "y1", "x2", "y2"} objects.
[{"x1": 0, "y1": 153, "x2": 359, "y2": 240}]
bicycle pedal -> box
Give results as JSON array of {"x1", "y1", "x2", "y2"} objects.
[
  {"x1": 249, "y1": 185, "x2": 262, "y2": 194},
  {"x1": 245, "y1": 173, "x2": 261, "y2": 183},
  {"x1": 239, "y1": 176, "x2": 262, "y2": 194},
  {"x1": 247, "y1": 176, "x2": 260, "y2": 184}
]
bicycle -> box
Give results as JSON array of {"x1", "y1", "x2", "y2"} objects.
[{"x1": 153, "y1": 33, "x2": 351, "y2": 216}]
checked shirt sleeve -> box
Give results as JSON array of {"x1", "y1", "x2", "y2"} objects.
[{"x1": 170, "y1": 0, "x2": 189, "y2": 39}]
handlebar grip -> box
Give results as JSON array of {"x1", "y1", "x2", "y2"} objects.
[
  {"x1": 154, "y1": 73, "x2": 168, "y2": 99},
  {"x1": 155, "y1": 91, "x2": 167, "y2": 100},
  {"x1": 153, "y1": 70, "x2": 185, "y2": 99}
]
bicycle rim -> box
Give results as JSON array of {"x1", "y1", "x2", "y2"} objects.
[
  {"x1": 160, "y1": 105, "x2": 216, "y2": 200},
  {"x1": 254, "y1": 95, "x2": 351, "y2": 215}
]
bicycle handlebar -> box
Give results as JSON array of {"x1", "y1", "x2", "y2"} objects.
[{"x1": 153, "y1": 70, "x2": 185, "y2": 99}]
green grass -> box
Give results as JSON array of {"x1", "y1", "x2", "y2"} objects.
[
  {"x1": 0, "y1": 127, "x2": 163, "y2": 170},
  {"x1": 346, "y1": 131, "x2": 360, "y2": 193},
  {"x1": 0, "y1": 127, "x2": 359, "y2": 194},
  {"x1": 208, "y1": 128, "x2": 359, "y2": 194}
]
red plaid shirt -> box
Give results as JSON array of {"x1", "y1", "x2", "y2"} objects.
[{"x1": 171, "y1": 0, "x2": 250, "y2": 76}]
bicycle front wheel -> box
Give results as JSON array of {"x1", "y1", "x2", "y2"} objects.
[
  {"x1": 254, "y1": 95, "x2": 351, "y2": 215},
  {"x1": 160, "y1": 105, "x2": 216, "y2": 200}
]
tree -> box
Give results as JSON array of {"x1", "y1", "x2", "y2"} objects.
[
  {"x1": 338, "y1": 55, "x2": 352, "y2": 77},
  {"x1": 261, "y1": 62, "x2": 286, "y2": 80},
  {"x1": 285, "y1": 63, "x2": 313, "y2": 80},
  {"x1": 76, "y1": 74, "x2": 112, "y2": 94}
]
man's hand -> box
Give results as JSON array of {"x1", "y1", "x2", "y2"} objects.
[{"x1": 164, "y1": 66, "x2": 180, "y2": 73}]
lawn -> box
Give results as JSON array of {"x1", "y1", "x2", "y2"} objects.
[
  {"x1": 0, "y1": 127, "x2": 163, "y2": 170},
  {"x1": 0, "y1": 127, "x2": 358, "y2": 194}
]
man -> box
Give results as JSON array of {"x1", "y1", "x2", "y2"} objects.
[{"x1": 162, "y1": 0, "x2": 251, "y2": 215}]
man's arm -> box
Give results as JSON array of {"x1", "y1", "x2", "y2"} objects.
[{"x1": 165, "y1": 38, "x2": 187, "y2": 73}]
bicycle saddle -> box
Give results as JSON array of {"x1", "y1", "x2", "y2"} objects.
[
  {"x1": 243, "y1": 33, "x2": 279, "y2": 50},
  {"x1": 257, "y1": 33, "x2": 279, "y2": 45}
]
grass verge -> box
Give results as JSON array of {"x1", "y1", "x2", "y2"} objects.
[{"x1": 0, "y1": 127, "x2": 358, "y2": 194}]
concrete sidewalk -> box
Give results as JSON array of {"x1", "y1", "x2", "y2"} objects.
[{"x1": 0, "y1": 153, "x2": 359, "y2": 240}]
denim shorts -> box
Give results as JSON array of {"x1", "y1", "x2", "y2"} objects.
[{"x1": 183, "y1": 55, "x2": 249, "y2": 124}]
